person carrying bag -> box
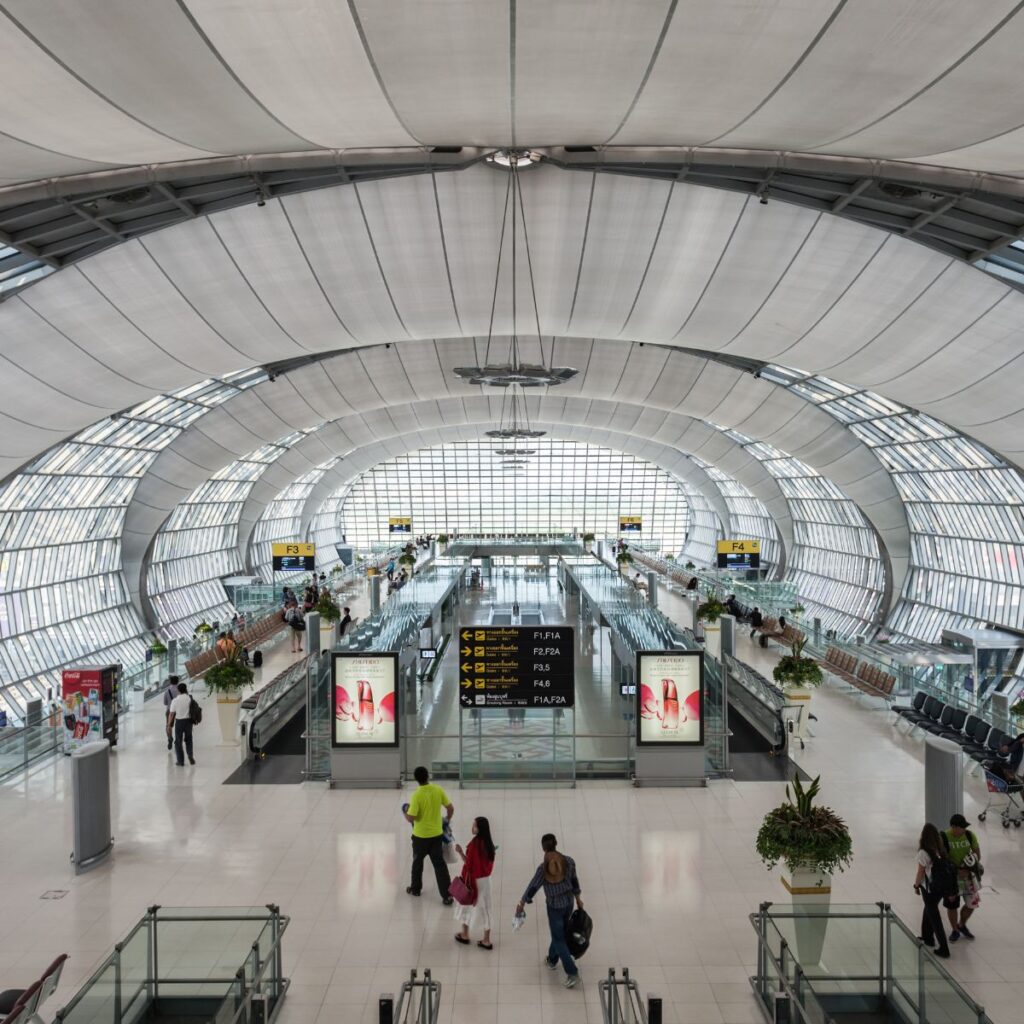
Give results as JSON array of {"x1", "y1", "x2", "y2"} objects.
[{"x1": 452, "y1": 817, "x2": 496, "y2": 950}]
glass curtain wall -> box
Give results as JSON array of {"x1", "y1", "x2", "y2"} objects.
[
  {"x1": 0, "y1": 370, "x2": 266, "y2": 717},
  {"x1": 308, "y1": 489, "x2": 350, "y2": 573},
  {"x1": 716, "y1": 428, "x2": 885, "y2": 638},
  {"x1": 681, "y1": 491, "x2": 722, "y2": 566},
  {"x1": 688, "y1": 457, "x2": 781, "y2": 575},
  {"x1": 334, "y1": 439, "x2": 690, "y2": 551},
  {"x1": 145, "y1": 437, "x2": 306, "y2": 638},
  {"x1": 250, "y1": 459, "x2": 340, "y2": 579},
  {"x1": 763, "y1": 367, "x2": 1024, "y2": 642}
]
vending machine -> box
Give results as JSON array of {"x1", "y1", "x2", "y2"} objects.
[{"x1": 61, "y1": 664, "x2": 119, "y2": 753}]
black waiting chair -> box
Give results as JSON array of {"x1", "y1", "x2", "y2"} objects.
[{"x1": 894, "y1": 690, "x2": 928, "y2": 724}]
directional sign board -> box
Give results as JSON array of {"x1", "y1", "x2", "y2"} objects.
[{"x1": 458, "y1": 626, "x2": 574, "y2": 708}]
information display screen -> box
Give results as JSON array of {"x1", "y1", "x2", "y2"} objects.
[
  {"x1": 635, "y1": 650, "x2": 703, "y2": 746},
  {"x1": 619, "y1": 516, "x2": 642, "y2": 532},
  {"x1": 716, "y1": 539, "x2": 760, "y2": 570},
  {"x1": 389, "y1": 517, "x2": 413, "y2": 534},
  {"x1": 331, "y1": 653, "x2": 398, "y2": 747},
  {"x1": 458, "y1": 626, "x2": 574, "y2": 708},
  {"x1": 272, "y1": 542, "x2": 315, "y2": 572}
]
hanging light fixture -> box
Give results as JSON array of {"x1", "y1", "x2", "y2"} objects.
[
  {"x1": 454, "y1": 153, "x2": 577, "y2": 390},
  {"x1": 485, "y1": 385, "x2": 546, "y2": 439}
]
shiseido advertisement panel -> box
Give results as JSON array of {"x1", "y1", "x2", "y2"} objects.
[
  {"x1": 636, "y1": 650, "x2": 704, "y2": 746},
  {"x1": 332, "y1": 653, "x2": 399, "y2": 748}
]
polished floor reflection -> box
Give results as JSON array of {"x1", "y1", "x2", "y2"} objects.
[{"x1": 1, "y1": 577, "x2": 1022, "y2": 1024}]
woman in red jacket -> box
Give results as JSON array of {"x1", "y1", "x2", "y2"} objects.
[{"x1": 453, "y1": 816, "x2": 496, "y2": 949}]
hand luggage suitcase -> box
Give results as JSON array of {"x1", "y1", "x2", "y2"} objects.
[{"x1": 252, "y1": 650, "x2": 263, "y2": 669}]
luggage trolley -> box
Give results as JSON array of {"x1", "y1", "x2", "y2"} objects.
[{"x1": 978, "y1": 767, "x2": 1024, "y2": 829}]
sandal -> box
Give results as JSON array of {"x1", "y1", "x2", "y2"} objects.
[
  {"x1": 477, "y1": 941, "x2": 493, "y2": 950},
  {"x1": 455, "y1": 935, "x2": 470, "y2": 945}
]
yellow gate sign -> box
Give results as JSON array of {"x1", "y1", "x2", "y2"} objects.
[
  {"x1": 271, "y1": 543, "x2": 315, "y2": 558},
  {"x1": 716, "y1": 539, "x2": 760, "y2": 555}
]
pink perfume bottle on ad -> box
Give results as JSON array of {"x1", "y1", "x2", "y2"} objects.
[
  {"x1": 357, "y1": 680, "x2": 375, "y2": 734},
  {"x1": 661, "y1": 678, "x2": 679, "y2": 732}
]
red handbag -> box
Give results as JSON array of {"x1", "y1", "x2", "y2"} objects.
[{"x1": 448, "y1": 874, "x2": 476, "y2": 906}]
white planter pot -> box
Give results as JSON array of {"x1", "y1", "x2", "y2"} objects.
[
  {"x1": 781, "y1": 865, "x2": 832, "y2": 966},
  {"x1": 782, "y1": 685, "x2": 813, "y2": 739},
  {"x1": 216, "y1": 696, "x2": 241, "y2": 746},
  {"x1": 704, "y1": 622, "x2": 721, "y2": 660}
]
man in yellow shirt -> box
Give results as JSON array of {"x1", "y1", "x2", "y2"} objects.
[{"x1": 404, "y1": 765, "x2": 455, "y2": 904}]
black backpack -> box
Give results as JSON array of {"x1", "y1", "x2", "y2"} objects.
[
  {"x1": 189, "y1": 697, "x2": 203, "y2": 726},
  {"x1": 929, "y1": 855, "x2": 958, "y2": 897},
  {"x1": 566, "y1": 908, "x2": 593, "y2": 959}
]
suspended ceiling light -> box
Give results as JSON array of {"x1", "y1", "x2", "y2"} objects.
[
  {"x1": 486, "y1": 149, "x2": 542, "y2": 169},
  {"x1": 485, "y1": 385, "x2": 546, "y2": 439},
  {"x1": 456, "y1": 153, "x2": 577, "y2": 392}
]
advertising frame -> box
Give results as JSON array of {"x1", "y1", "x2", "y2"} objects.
[
  {"x1": 331, "y1": 652, "x2": 400, "y2": 749},
  {"x1": 635, "y1": 649, "x2": 704, "y2": 747}
]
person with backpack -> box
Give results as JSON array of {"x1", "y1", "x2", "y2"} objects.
[
  {"x1": 942, "y1": 814, "x2": 982, "y2": 941},
  {"x1": 167, "y1": 682, "x2": 198, "y2": 767},
  {"x1": 285, "y1": 605, "x2": 306, "y2": 653},
  {"x1": 162, "y1": 675, "x2": 180, "y2": 750},
  {"x1": 516, "y1": 834, "x2": 584, "y2": 989},
  {"x1": 913, "y1": 823, "x2": 954, "y2": 957}
]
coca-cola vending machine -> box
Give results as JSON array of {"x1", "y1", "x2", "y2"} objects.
[{"x1": 61, "y1": 664, "x2": 119, "y2": 753}]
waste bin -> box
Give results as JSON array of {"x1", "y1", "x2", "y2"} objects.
[{"x1": 71, "y1": 739, "x2": 113, "y2": 874}]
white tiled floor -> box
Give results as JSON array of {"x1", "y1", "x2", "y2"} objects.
[{"x1": 2, "y1": 585, "x2": 1023, "y2": 1024}]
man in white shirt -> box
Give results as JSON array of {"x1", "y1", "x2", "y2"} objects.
[{"x1": 167, "y1": 682, "x2": 196, "y2": 767}]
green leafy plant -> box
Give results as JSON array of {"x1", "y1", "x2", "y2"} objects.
[
  {"x1": 150, "y1": 640, "x2": 168, "y2": 655},
  {"x1": 665, "y1": 554, "x2": 676, "y2": 562},
  {"x1": 1010, "y1": 699, "x2": 1024, "y2": 717},
  {"x1": 582, "y1": 532, "x2": 596, "y2": 545},
  {"x1": 615, "y1": 550, "x2": 633, "y2": 567},
  {"x1": 437, "y1": 534, "x2": 450, "y2": 545},
  {"x1": 789, "y1": 604, "x2": 806, "y2": 617},
  {"x1": 398, "y1": 553, "x2": 416, "y2": 568},
  {"x1": 773, "y1": 637, "x2": 823, "y2": 689},
  {"x1": 315, "y1": 590, "x2": 341, "y2": 623},
  {"x1": 684, "y1": 561, "x2": 696, "y2": 571},
  {"x1": 756, "y1": 775, "x2": 853, "y2": 876},
  {"x1": 205, "y1": 649, "x2": 254, "y2": 699},
  {"x1": 696, "y1": 597, "x2": 725, "y2": 623},
  {"x1": 195, "y1": 622, "x2": 213, "y2": 635},
  {"x1": 330, "y1": 564, "x2": 344, "y2": 576}
]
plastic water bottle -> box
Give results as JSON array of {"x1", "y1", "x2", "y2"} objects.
[{"x1": 512, "y1": 909, "x2": 526, "y2": 932}]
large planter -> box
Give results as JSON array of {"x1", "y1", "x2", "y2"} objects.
[
  {"x1": 781, "y1": 864, "x2": 832, "y2": 966},
  {"x1": 782, "y1": 685, "x2": 813, "y2": 740},
  {"x1": 703, "y1": 622, "x2": 721, "y2": 660},
  {"x1": 216, "y1": 695, "x2": 242, "y2": 746}
]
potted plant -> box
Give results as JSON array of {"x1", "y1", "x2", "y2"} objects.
[
  {"x1": 665, "y1": 554, "x2": 676, "y2": 562},
  {"x1": 684, "y1": 561, "x2": 696, "y2": 571},
  {"x1": 582, "y1": 532, "x2": 596, "y2": 551},
  {"x1": 615, "y1": 550, "x2": 633, "y2": 572},
  {"x1": 696, "y1": 596, "x2": 725, "y2": 623},
  {"x1": 204, "y1": 649, "x2": 254, "y2": 745},
  {"x1": 1011, "y1": 698, "x2": 1024, "y2": 731},
  {"x1": 437, "y1": 534, "x2": 450, "y2": 547},
  {"x1": 150, "y1": 639, "x2": 168, "y2": 656},
  {"x1": 789, "y1": 603, "x2": 806, "y2": 619},
  {"x1": 195, "y1": 622, "x2": 213, "y2": 635},
  {"x1": 398, "y1": 552, "x2": 416, "y2": 571},
  {"x1": 315, "y1": 590, "x2": 341, "y2": 639},
  {"x1": 756, "y1": 774, "x2": 853, "y2": 963},
  {"x1": 773, "y1": 637, "x2": 823, "y2": 690}
]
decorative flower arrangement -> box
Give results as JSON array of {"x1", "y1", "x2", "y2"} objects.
[
  {"x1": 696, "y1": 596, "x2": 725, "y2": 623},
  {"x1": 773, "y1": 637, "x2": 824, "y2": 689},
  {"x1": 315, "y1": 590, "x2": 341, "y2": 623},
  {"x1": 756, "y1": 775, "x2": 853, "y2": 877},
  {"x1": 205, "y1": 649, "x2": 254, "y2": 698}
]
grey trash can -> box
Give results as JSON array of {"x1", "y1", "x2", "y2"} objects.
[
  {"x1": 70, "y1": 740, "x2": 113, "y2": 874},
  {"x1": 925, "y1": 735, "x2": 963, "y2": 829}
]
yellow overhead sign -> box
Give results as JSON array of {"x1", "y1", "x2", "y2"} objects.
[
  {"x1": 717, "y1": 539, "x2": 760, "y2": 555},
  {"x1": 271, "y1": 542, "x2": 315, "y2": 558},
  {"x1": 388, "y1": 517, "x2": 413, "y2": 532},
  {"x1": 619, "y1": 516, "x2": 642, "y2": 531}
]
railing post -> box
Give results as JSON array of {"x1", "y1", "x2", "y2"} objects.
[
  {"x1": 149, "y1": 906, "x2": 159, "y2": 1003},
  {"x1": 113, "y1": 942, "x2": 123, "y2": 1022}
]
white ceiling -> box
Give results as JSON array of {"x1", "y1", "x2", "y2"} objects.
[
  {"x1": 2, "y1": 165, "x2": 1023, "y2": 486},
  {"x1": 3, "y1": 0, "x2": 1024, "y2": 188}
]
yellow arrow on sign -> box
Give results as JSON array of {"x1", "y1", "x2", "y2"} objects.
[
  {"x1": 461, "y1": 647, "x2": 471, "y2": 657},
  {"x1": 461, "y1": 630, "x2": 472, "y2": 640},
  {"x1": 460, "y1": 679, "x2": 472, "y2": 688},
  {"x1": 461, "y1": 663, "x2": 473, "y2": 674}
]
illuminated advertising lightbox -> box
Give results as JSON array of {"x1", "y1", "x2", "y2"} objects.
[
  {"x1": 332, "y1": 652, "x2": 399, "y2": 748},
  {"x1": 635, "y1": 650, "x2": 704, "y2": 746}
]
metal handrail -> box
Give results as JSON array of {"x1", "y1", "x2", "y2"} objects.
[
  {"x1": 394, "y1": 968, "x2": 441, "y2": 1024},
  {"x1": 599, "y1": 968, "x2": 648, "y2": 1024}
]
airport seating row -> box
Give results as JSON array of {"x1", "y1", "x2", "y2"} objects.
[
  {"x1": 893, "y1": 690, "x2": 1015, "y2": 764},
  {"x1": 824, "y1": 647, "x2": 896, "y2": 699},
  {"x1": 0, "y1": 954, "x2": 67, "y2": 1024},
  {"x1": 757, "y1": 616, "x2": 805, "y2": 650},
  {"x1": 184, "y1": 612, "x2": 285, "y2": 679}
]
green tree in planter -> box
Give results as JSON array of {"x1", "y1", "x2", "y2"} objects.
[
  {"x1": 615, "y1": 550, "x2": 633, "y2": 568},
  {"x1": 205, "y1": 649, "x2": 254, "y2": 699},
  {"x1": 150, "y1": 639, "x2": 168, "y2": 655},
  {"x1": 437, "y1": 534, "x2": 450, "y2": 546},
  {"x1": 315, "y1": 590, "x2": 341, "y2": 623},
  {"x1": 398, "y1": 553, "x2": 416, "y2": 569},
  {"x1": 756, "y1": 775, "x2": 853, "y2": 876},
  {"x1": 773, "y1": 637, "x2": 823, "y2": 689},
  {"x1": 684, "y1": 561, "x2": 696, "y2": 571},
  {"x1": 582, "y1": 532, "x2": 596, "y2": 547},
  {"x1": 696, "y1": 596, "x2": 725, "y2": 623}
]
